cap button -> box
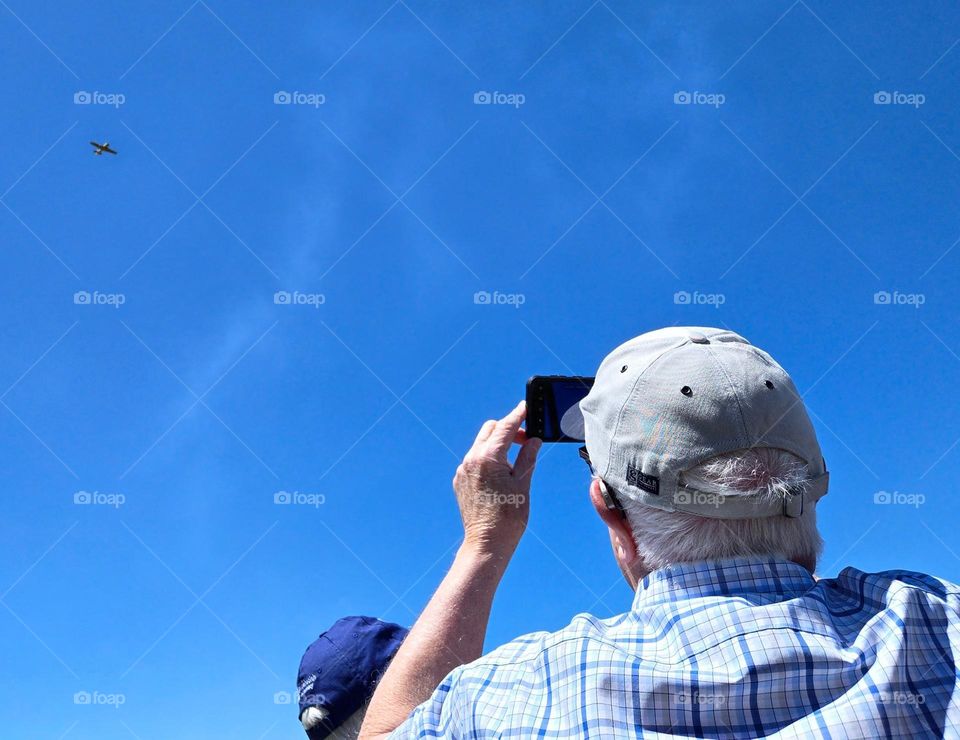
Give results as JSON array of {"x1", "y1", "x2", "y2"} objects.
[{"x1": 688, "y1": 331, "x2": 710, "y2": 344}]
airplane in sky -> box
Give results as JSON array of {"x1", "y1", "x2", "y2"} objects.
[{"x1": 90, "y1": 141, "x2": 117, "y2": 156}]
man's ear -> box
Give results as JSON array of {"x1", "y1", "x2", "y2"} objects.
[{"x1": 589, "y1": 478, "x2": 638, "y2": 566}]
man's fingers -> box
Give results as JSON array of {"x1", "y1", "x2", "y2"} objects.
[
  {"x1": 487, "y1": 401, "x2": 526, "y2": 457},
  {"x1": 472, "y1": 419, "x2": 498, "y2": 449},
  {"x1": 512, "y1": 437, "x2": 542, "y2": 482}
]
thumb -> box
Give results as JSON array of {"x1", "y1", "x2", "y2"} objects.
[{"x1": 512, "y1": 437, "x2": 542, "y2": 483}]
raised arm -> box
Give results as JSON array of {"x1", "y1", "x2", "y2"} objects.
[{"x1": 359, "y1": 402, "x2": 541, "y2": 739}]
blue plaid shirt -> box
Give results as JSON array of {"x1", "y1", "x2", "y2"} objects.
[{"x1": 391, "y1": 557, "x2": 960, "y2": 738}]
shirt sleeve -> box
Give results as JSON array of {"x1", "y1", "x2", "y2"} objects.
[
  {"x1": 387, "y1": 667, "x2": 465, "y2": 739},
  {"x1": 386, "y1": 631, "x2": 549, "y2": 738}
]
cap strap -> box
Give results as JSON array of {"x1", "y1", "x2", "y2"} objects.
[{"x1": 668, "y1": 472, "x2": 829, "y2": 520}]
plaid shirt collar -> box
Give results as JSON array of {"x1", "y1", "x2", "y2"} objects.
[{"x1": 632, "y1": 556, "x2": 816, "y2": 609}]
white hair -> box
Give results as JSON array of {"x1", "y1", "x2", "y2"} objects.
[
  {"x1": 622, "y1": 447, "x2": 823, "y2": 573},
  {"x1": 301, "y1": 703, "x2": 367, "y2": 739}
]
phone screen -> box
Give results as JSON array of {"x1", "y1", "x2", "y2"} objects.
[{"x1": 525, "y1": 376, "x2": 594, "y2": 442}]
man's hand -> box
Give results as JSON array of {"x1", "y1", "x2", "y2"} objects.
[
  {"x1": 359, "y1": 402, "x2": 542, "y2": 739},
  {"x1": 453, "y1": 401, "x2": 542, "y2": 556}
]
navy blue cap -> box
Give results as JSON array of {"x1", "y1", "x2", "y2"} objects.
[{"x1": 297, "y1": 616, "x2": 408, "y2": 739}]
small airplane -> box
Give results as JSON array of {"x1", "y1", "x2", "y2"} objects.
[{"x1": 90, "y1": 141, "x2": 117, "y2": 156}]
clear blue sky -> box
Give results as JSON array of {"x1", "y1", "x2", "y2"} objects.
[{"x1": 2, "y1": 1, "x2": 960, "y2": 737}]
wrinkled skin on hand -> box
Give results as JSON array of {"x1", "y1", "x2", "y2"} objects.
[{"x1": 452, "y1": 401, "x2": 542, "y2": 556}]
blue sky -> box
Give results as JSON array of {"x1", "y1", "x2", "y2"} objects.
[{"x1": 2, "y1": 1, "x2": 960, "y2": 737}]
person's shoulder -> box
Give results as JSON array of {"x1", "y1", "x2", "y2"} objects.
[
  {"x1": 820, "y1": 565, "x2": 960, "y2": 608},
  {"x1": 463, "y1": 610, "x2": 629, "y2": 674},
  {"x1": 416, "y1": 615, "x2": 626, "y2": 733}
]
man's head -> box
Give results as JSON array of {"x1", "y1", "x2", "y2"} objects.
[
  {"x1": 297, "y1": 616, "x2": 407, "y2": 739},
  {"x1": 568, "y1": 327, "x2": 828, "y2": 585}
]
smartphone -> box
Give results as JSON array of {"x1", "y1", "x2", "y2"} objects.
[{"x1": 525, "y1": 376, "x2": 594, "y2": 442}]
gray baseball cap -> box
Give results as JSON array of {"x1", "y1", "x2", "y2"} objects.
[{"x1": 563, "y1": 327, "x2": 828, "y2": 519}]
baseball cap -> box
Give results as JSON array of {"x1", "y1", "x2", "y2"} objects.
[
  {"x1": 297, "y1": 616, "x2": 408, "y2": 739},
  {"x1": 564, "y1": 327, "x2": 828, "y2": 519}
]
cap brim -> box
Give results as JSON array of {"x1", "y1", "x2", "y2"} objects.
[{"x1": 560, "y1": 401, "x2": 586, "y2": 441}]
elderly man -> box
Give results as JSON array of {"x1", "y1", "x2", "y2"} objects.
[{"x1": 359, "y1": 327, "x2": 960, "y2": 738}]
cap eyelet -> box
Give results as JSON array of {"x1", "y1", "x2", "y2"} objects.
[
  {"x1": 620, "y1": 365, "x2": 628, "y2": 373},
  {"x1": 765, "y1": 380, "x2": 775, "y2": 389},
  {"x1": 680, "y1": 385, "x2": 693, "y2": 396}
]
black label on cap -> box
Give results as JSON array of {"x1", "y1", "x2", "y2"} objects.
[{"x1": 627, "y1": 465, "x2": 659, "y2": 495}]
